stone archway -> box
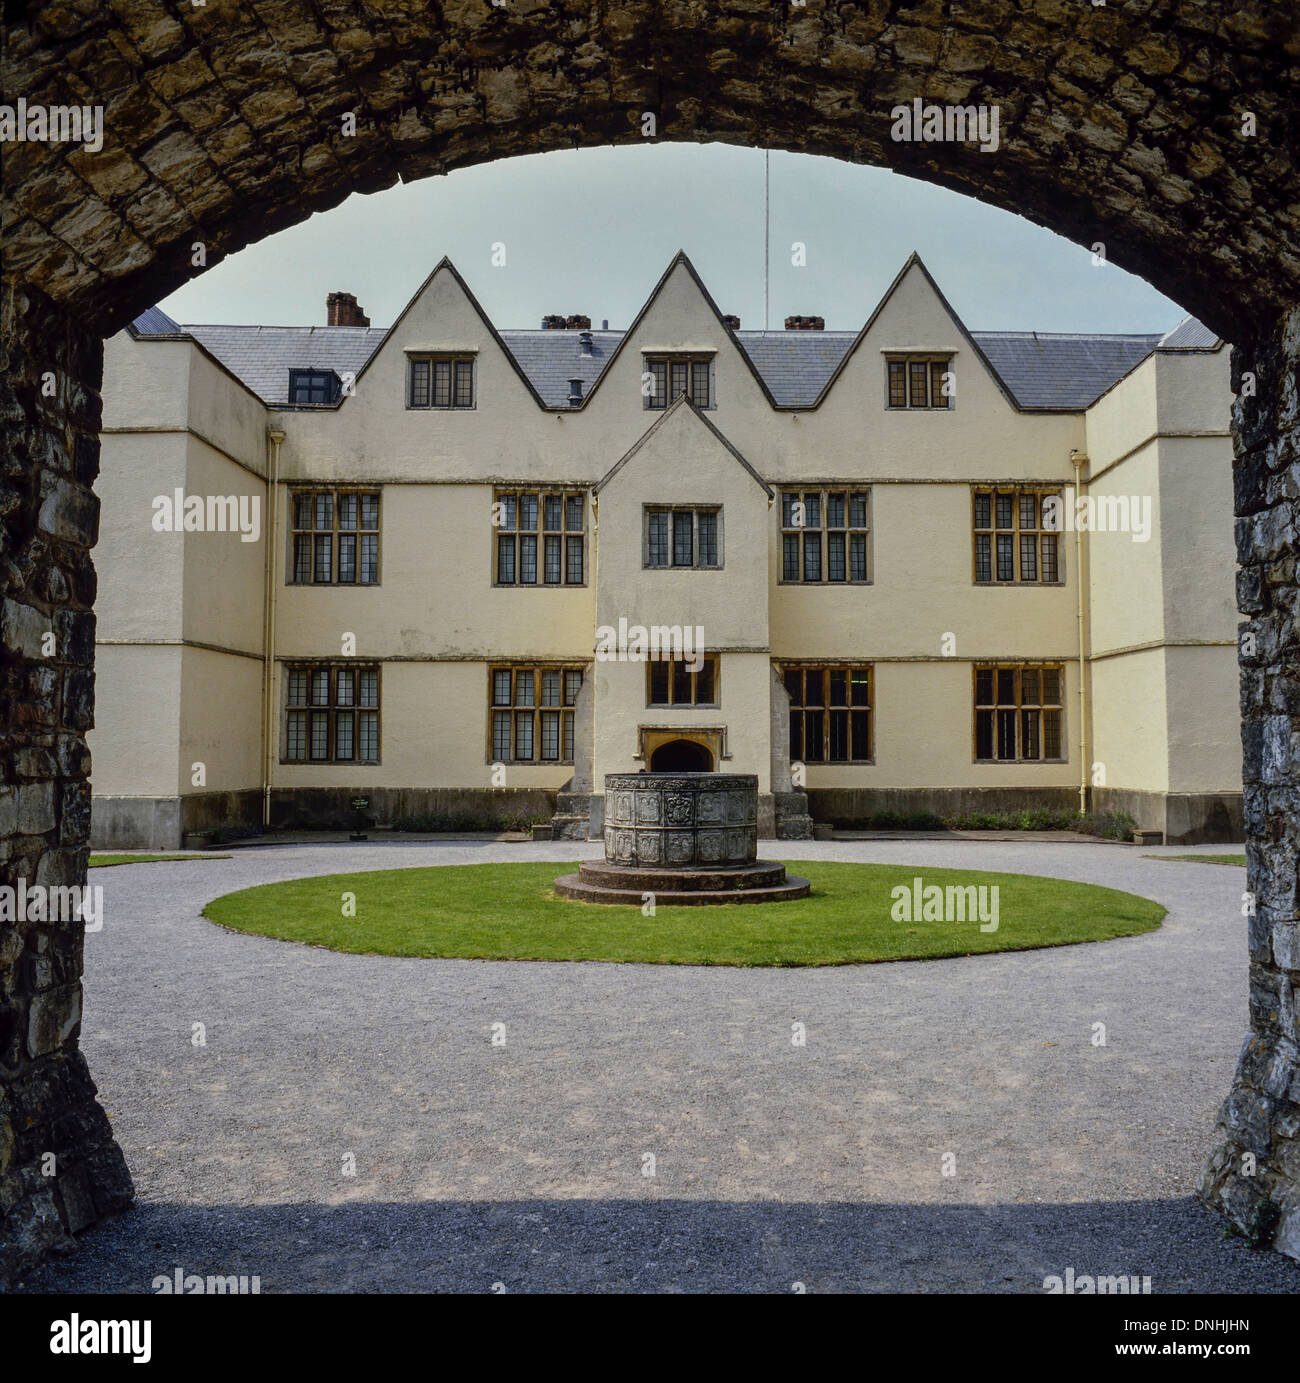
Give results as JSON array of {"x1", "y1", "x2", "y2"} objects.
[{"x1": 3, "y1": 2, "x2": 1299, "y2": 1280}]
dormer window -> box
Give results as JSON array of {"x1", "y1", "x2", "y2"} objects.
[
  {"x1": 645, "y1": 356, "x2": 712, "y2": 410},
  {"x1": 886, "y1": 355, "x2": 952, "y2": 409},
  {"x1": 409, "y1": 356, "x2": 475, "y2": 409},
  {"x1": 288, "y1": 369, "x2": 341, "y2": 404}
]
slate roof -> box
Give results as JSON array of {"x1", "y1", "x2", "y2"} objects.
[
  {"x1": 971, "y1": 332, "x2": 1164, "y2": 409},
  {"x1": 1158, "y1": 315, "x2": 1223, "y2": 349},
  {"x1": 129, "y1": 309, "x2": 1216, "y2": 412}
]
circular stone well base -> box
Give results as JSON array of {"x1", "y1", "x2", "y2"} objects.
[{"x1": 554, "y1": 859, "x2": 811, "y2": 906}]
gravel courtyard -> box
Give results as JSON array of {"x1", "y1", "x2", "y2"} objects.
[{"x1": 18, "y1": 838, "x2": 1300, "y2": 1293}]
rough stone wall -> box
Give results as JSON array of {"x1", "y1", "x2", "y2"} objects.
[
  {"x1": 1, "y1": 2, "x2": 1299, "y2": 341},
  {"x1": 0, "y1": 281, "x2": 132, "y2": 1287},
  {"x1": 1198, "y1": 311, "x2": 1300, "y2": 1259}
]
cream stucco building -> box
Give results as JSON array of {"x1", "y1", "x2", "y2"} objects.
[{"x1": 90, "y1": 253, "x2": 1242, "y2": 847}]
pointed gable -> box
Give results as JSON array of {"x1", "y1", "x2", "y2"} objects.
[
  {"x1": 346, "y1": 257, "x2": 546, "y2": 410},
  {"x1": 815, "y1": 252, "x2": 1021, "y2": 412}
]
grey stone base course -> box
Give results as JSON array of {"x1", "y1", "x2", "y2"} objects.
[
  {"x1": 808, "y1": 786, "x2": 1243, "y2": 845},
  {"x1": 92, "y1": 787, "x2": 560, "y2": 847},
  {"x1": 1092, "y1": 788, "x2": 1244, "y2": 846},
  {"x1": 554, "y1": 863, "x2": 812, "y2": 906}
]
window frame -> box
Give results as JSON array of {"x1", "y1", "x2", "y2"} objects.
[
  {"x1": 885, "y1": 354, "x2": 953, "y2": 410},
  {"x1": 778, "y1": 487, "x2": 872, "y2": 585},
  {"x1": 288, "y1": 368, "x2": 341, "y2": 405},
  {"x1": 781, "y1": 663, "x2": 874, "y2": 765},
  {"x1": 288, "y1": 487, "x2": 381, "y2": 586},
  {"x1": 643, "y1": 353, "x2": 715, "y2": 410},
  {"x1": 492, "y1": 488, "x2": 588, "y2": 587},
  {"x1": 643, "y1": 505, "x2": 723, "y2": 570},
  {"x1": 972, "y1": 662, "x2": 1066, "y2": 763},
  {"x1": 645, "y1": 653, "x2": 721, "y2": 707},
  {"x1": 408, "y1": 355, "x2": 477, "y2": 410},
  {"x1": 487, "y1": 664, "x2": 584, "y2": 764},
  {"x1": 972, "y1": 487, "x2": 1064, "y2": 586},
  {"x1": 283, "y1": 663, "x2": 381, "y2": 765}
]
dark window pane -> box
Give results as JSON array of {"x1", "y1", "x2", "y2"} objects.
[
  {"x1": 1021, "y1": 709, "x2": 1041, "y2": 760},
  {"x1": 850, "y1": 670, "x2": 870, "y2": 706},
  {"x1": 338, "y1": 533, "x2": 356, "y2": 583},
  {"x1": 410, "y1": 360, "x2": 430, "y2": 407},
  {"x1": 294, "y1": 534, "x2": 311, "y2": 583},
  {"x1": 540, "y1": 711, "x2": 560, "y2": 760},
  {"x1": 1042, "y1": 667, "x2": 1062, "y2": 704},
  {"x1": 1020, "y1": 494, "x2": 1037, "y2": 529},
  {"x1": 849, "y1": 533, "x2": 867, "y2": 581},
  {"x1": 335, "y1": 711, "x2": 354, "y2": 761},
  {"x1": 804, "y1": 670, "x2": 825, "y2": 707},
  {"x1": 696, "y1": 658, "x2": 715, "y2": 703},
  {"x1": 672, "y1": 511, "x2": 693, "y2": 566},
  {"x1": 784, "y1": 669, "x2": 802, "y2": 706},
  {"x1": 565, "y1": 535, "x2": 584, "y2": 584},
  {"x1": 996, "y1": 708, "x2": 1017, "y2": 759},
  {"x1": 804, "y1": 709, "x2": 824, "y2": 761},
  {"x1": 1021, "y1": 668, "x2": 1040, "y2": 704},
  {"x1": 995, "y1": 493, "x2": 1013, "y2": 529},
  {"x1": 975, "y1": 710, "x2": 993, "y2": 760},
  {"x1": 544, "y1": 495, "x2": 562, "y2": 530},
  {"x1": 361, "y1": 533, "x2": 378, "y2": 585},
  {"x1": 670, "y1": 361, "x2": 688, "y2": 400},
  {"x1": 888, "y1": 361, "x2": 907, "y2": 408},
  {"x1": 789, "y1": 711, "x2": 803, "y2": 762},
  {"x1": 287, "y1": 711, "x2": 306, "y2": 760},
  {"x1": 1044, "y1": 708, "x2": 1063, "y2": 759},
  {"x1": 975, "y1": 669, "x2": 994, "y2": 704},
  {"x1": 514, "y1": 713, "x2": 533, "y2": 760},
  {"x1": 803, "y1": 532, "x2": 822, "y2": 581},
  {"x1": 1020, "y1": 533, "x2": 1037, "y2": 581},
  {"x1": 315, "y1": 493, "x2": 333, "y2": 530},
  {"x1": 647, "y1": 511, "x2": 669, "y2": 566},
  {"x1": 672, "y1": 660, "x2": 691, "y2": 705},
  {"x1": 996, "y1": 533, "x2": 1014, "y2": 581},
  {"x1": 829, "y1": 669, "x2": 848, "y2": 705},
  {"x1": 649, "y1": 360, "x2": 667, "y2": 409},
  {"x1": 851, "y1": 710, "x2": 870, "y2": 759},
  {"x1": 975, "y1": 533, "x2": 992, "y2": 583},
  {"x1": 433, "y1": 360, "x2": 451, "y2": 407},
  {"x1": 827, "y1": 532, "x2": 846, "y2": 581},
  {"x1": 544, "y1": 535, "x2": 562, "y2": 583},
  {"x1": 827, "y1": 492, "x2": 845, "y2": 527},
  {"x1": 996, "y1": 669, "x2": 1016, "y2": 704},
  {"x1": 338, "y1": 494, "x2": 357, "y2": 530},
  {"x1": 519, "y1": 534, "x2": 537, "y2": 583},
  {"x1": 782, "y1": 534, "x2": 800, "y2": 581},
  {"x1": 314, "y1": 534, "x2": 332, "y2": 582},
  {"x1": 492, "y1": 669, "x2": 511, "y2": 705},
  {"x1": 828, "y1": 709, "x2": 849, "y2": 762},
  {"x1": 453, "y1": 360, "x2": 473, "y2": 407},
  {"x1": 974, "y1": 493, "x2": 991, "y2": 529},
  {"x1": 850, "y1": 493, "x2": 868, "y2": 528},
  {"x1": 566, "y1": 494, "x2": 584, "y2": 531},
  {"x1": 519, "y1": 494, "x2": 538, "y2": 530},
  {"x1": 497, "y1": 535, "x2": 515, "y2": 583},
  {"x1": 691, "y1": 360, "x2": 710, "y2": 407},
  {"x1": 492, "y1": 711, "x2": 510, "y2": 759},
  {"x1": 697, "y1": 512, "x2": 718, "y2": 567},
  {"x1": 803, "y1": 493, "x2": 821, "y2": 528},
  {"x1": 782, "y1": 492, "x2": 797, "y2": 527},
  {"x1": 649, "y1": 660, "x2": 669, "y2": 704},
  {"x1": 1041, "y1": 534, "x2": 1058, "y2": 582}
]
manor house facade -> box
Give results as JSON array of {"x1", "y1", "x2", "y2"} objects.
[{"x1": 90, "y1": 253, "x2": 1241, "y2": 847}]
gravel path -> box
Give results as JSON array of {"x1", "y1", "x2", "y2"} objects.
[{"x1": 17, "y1": 839, "x2": 1299, "y2": 1293}]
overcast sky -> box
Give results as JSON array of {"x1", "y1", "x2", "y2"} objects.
[{"x1": 159, "y1": 143, "x2": 1186, "y2": 336}]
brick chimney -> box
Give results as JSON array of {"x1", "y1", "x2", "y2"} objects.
[
  {"x1": 784, "y1": 314, "x2": 825, "y2": 331},
  {"x1": 327, "y1": 292, "x2": 370, "y2": 327},
  {"x1": 723, "y1": 314, "x2": 741, "y2": 330}
]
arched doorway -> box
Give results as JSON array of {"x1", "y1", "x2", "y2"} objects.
[
  {"x1": 649, "y1": 738, "x2": 715, "y2": 773},
  {"x1": 2, "y1": 2, "x2": 1299, "y2": 1279}
]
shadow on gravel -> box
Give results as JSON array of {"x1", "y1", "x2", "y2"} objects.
[{"x1": 14, "y1": 1197, "x2": 1299, "y2": 1294}]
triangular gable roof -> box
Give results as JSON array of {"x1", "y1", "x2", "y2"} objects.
[
  {"x1": 812, "y1": 251, "x2": 1028, "y2": 412},
  {"x1": 572, "y1": 250, "x2": 781, "y2": 413},
  {"x1": 342, "y1": 256, "x2": 548, "y2": 411},
  {"x1": 594, "y1": 394, "x2": 774, "y2": 498}
]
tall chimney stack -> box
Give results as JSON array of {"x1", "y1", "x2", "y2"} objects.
[
  {"x1": 327, "y1": 292, "x2": 370, "y2": 327},
  {"x1": 784, "y1": 314, "x2": 825, "y2": 331}
]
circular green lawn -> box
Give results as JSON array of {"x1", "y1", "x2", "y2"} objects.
[{"x1": 201, "y1": 860, "x2": 1165, "y2": 967}]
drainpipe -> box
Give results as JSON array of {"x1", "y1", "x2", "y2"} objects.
[
  {"x1": 262, "y1": 425, "x2": 286, "y2": 829},
  {"x1": 1070, "y1": 449, "x2": 1089, "y2": 814}
]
